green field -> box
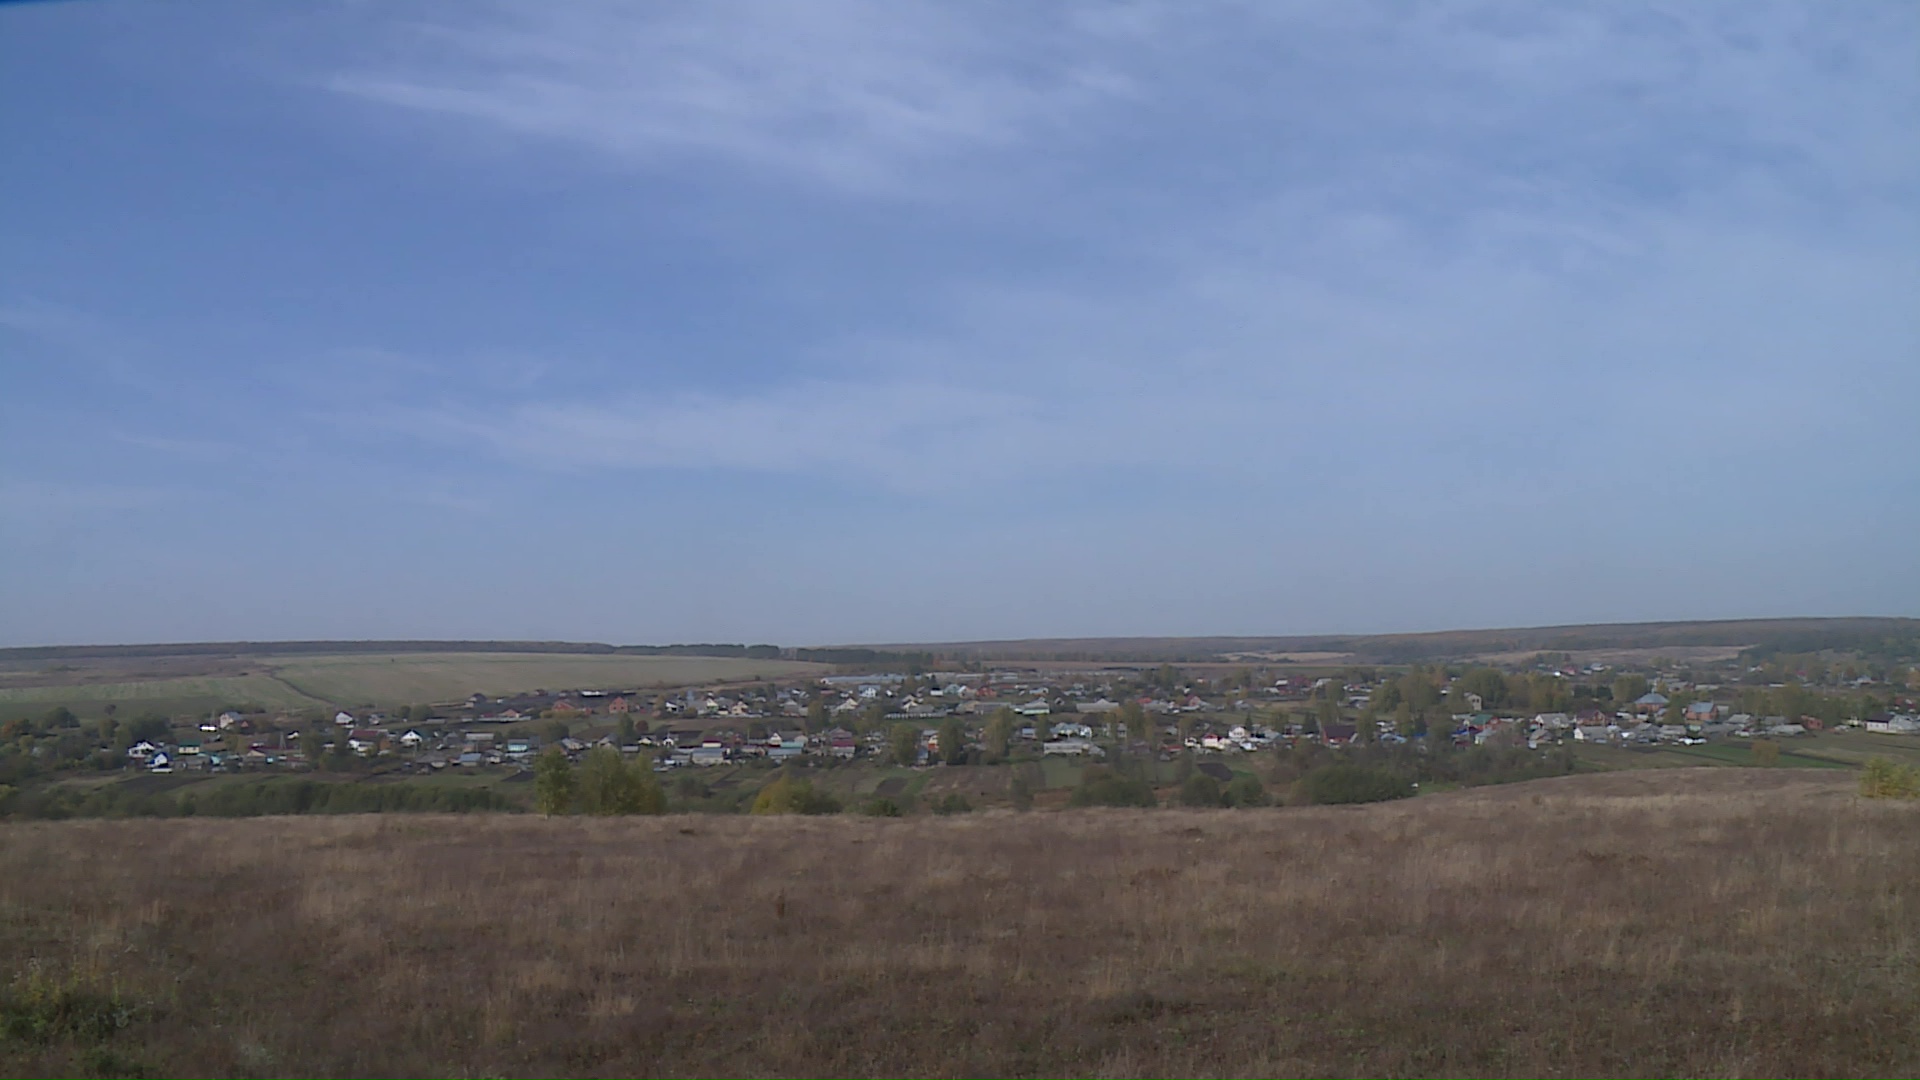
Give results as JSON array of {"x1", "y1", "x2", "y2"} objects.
[
  {"x1": 1573, "y1": 739, "x2": 1854, "y2": 771},
  {"x1": 0, "y1": 673, "x2": 329, "y2": 720},
  {"x1": 265, "y1": 652, "x2": 826, "y2": 706},
  {"x1": 1787, "y1": 728, "x2": 1920, "y2": 770},
  {"x1": 0, "y1": 652, "x2": 827, "y2": 719}
]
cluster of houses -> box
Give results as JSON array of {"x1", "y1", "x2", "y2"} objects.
[{"x1": 91, "y1": 663, "x2": 1920, "y2": 776}]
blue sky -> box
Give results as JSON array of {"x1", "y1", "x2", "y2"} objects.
[{"x1": 2, "y1": 0, "x2": 1916, "y2": 648}]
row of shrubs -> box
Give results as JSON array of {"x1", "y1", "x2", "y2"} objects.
[
  {"x1": 1067, "y1": 763, "x2": 1415, "y2": 809},
  {"x1": 0, "y1": 778, "x2": 519, "y2": 819},
  {"x1": 0, "y1": 743, "x2": 1581, "y2": 820}
]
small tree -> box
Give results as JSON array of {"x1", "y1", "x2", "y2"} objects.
[
  {"x1": 577, "y1": 746, "x2": 664, "y2": 815},
  {"x1": 533, "y1": 747, "x2": 576, "y2": 816}
]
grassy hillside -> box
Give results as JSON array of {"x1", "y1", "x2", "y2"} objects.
[
  {"x1": 264, "y1": 652, "x2": 825, "y2": 706},
  {"x1": 883, "y1": 615, "x2": 1920, "y2": 662},
  {"x1": 1, "y1": 769, "x2": 1914, "y2": 1078},
  {"x1": 0, "y1": 653, "x2": 826, "y2": 719},
  {"x1": 0, "y1": 674, "x2": 329, "y2": 720}
]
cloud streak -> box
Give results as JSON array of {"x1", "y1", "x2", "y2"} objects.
[{"x1": 328, "y1": 0, "x2": 1138, "y2": 195}]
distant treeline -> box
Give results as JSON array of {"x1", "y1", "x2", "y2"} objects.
[
  {"x1": 0, "y1": 640, "x2": 780, "y2": 663},
  {"x1": 1739, "y1": 630, "x2": 1920, "y2": 665},
  {"x1": 0, "y1": 779, "x2": 522, "y2": 820},
  {"x1": 791, "y1": 647, "x2": 934, "y2": 668},
  {"x1": 613, "y1": 643, "x2": 784, "y2": 658},
  {"x1": 0, "y1": 639, "x2": 934, "y2": 667},
  {"x1": 906, "y1": 618, "x2": 1920, "y2": 664}
]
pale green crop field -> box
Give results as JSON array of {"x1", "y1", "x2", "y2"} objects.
[
  {"x1": 0, "y1": 653, "x2": 828, "y2": 719},
  {"x1": 269, "y1": 653, "x2": 827, "y2": 706},
  {"x1": 0, "y1": 674, "x2": 328, "y2": 720}
]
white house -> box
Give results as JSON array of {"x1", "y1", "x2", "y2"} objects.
[
  {"x1": 334, "y1": 711, "x2": 356, "y2": 727},
  {"x1": 147, "y1": 751, "x2": 172, "y2": 773},
  {"x1": 1041, "y1": 737, "x2": 1101, "y2": 756},
  {"x1": 398, "y1": 730, "x2": 424, "y2": 748}
]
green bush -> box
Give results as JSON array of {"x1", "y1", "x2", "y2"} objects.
[
  {"x1": 1179, "y1": 774, "x2": 1223, "y2": 807},
  {"x1": 931, "y1": 793, "x2": 972, "y2": 815},
  {"x1": 1069, "y1": 771, "x2": 1159, "y2": 809},
  {"x1": 1862, "y1": 757, "x2": 1920, "y2": 800},
  {"x1": 576, "y1": 746, "x2": 666, "y2": 815},
  {"x1": 1223, "y1": 773, "x2": 1270, "y2": 808},
  {"x1": 0, "y1": 965, "x2": 140, "y2": 1045},
  {"x1": 751, "y1": 775, "x2": 842, "y2": 815},
  {"x1": 860, "y1": 796, "x2": 903, "y2": 817},
  {"x1": 1295, "y1": 764, "x2": 1413, "y2": 805}
]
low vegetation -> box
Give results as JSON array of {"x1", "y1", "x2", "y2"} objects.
[
  {"x1": 1861, "y1": 756, "x2": 1920, "y2": 799},
  {"x1": 1, "y1": 769, "x2": 1913, "y2": 1077},
  {"x1": 0, "y1": 776, "x2": 519, "y2": 819}
]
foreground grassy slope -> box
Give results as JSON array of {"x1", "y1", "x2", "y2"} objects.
[{"x1": 1, "y1": 769, "x2": 1915, "y2": 1078}]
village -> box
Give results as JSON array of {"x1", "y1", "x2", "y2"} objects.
[{"x1": 99, "y1": 658, "x2": 1920, "y2": 778}]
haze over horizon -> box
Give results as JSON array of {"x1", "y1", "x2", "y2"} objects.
[{"x1": 3, "y1": 1, "x2": 1917, "y2": 649}]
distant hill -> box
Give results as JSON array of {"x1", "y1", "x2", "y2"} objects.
[
  {"x1": 867, "y1": 617, "x2": 1920, "y2": 664},
  {"x1": 6, "y1": 616, "x2": 1915, "y2": 668},
  {"x1": 0, "y1": 640, "x2": 786, "y2": 663}
]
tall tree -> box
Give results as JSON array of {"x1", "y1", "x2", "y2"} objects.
[
  {"x1": 533, "y1": 748, "x2": 576, "y2": 816},
  {"x1": 890, "y1": 723, "x2": 922, "y2": 767},
  {"x1": 939, "y1": 718, "x2": 969, "y2": 766},
  {"x1": 1612, "y1": 674, "x2": 1651, "y2": 705},
  {"x1": 984, "y1": 709, "x2": 1014, "y2": 761}
]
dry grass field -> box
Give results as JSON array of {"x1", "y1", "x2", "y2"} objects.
[{"x1": 1, "y1": 769, "x2": 1916, "y2": 1078}]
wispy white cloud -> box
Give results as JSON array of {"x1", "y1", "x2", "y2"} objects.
[
  {"x1": 323, "y1": 1, "x2": 1920, "y2": 211},
  {"x1": 327, "y1": 0, "x2": 1138, "y2": 194},
  {"x1": 369, "y1": 380, "x2": 1054, "y2": 486}
]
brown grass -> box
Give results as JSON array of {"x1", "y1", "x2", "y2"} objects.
[{"x1": 2, "y1": 768, "x2": 1916, "y2": 1078}]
